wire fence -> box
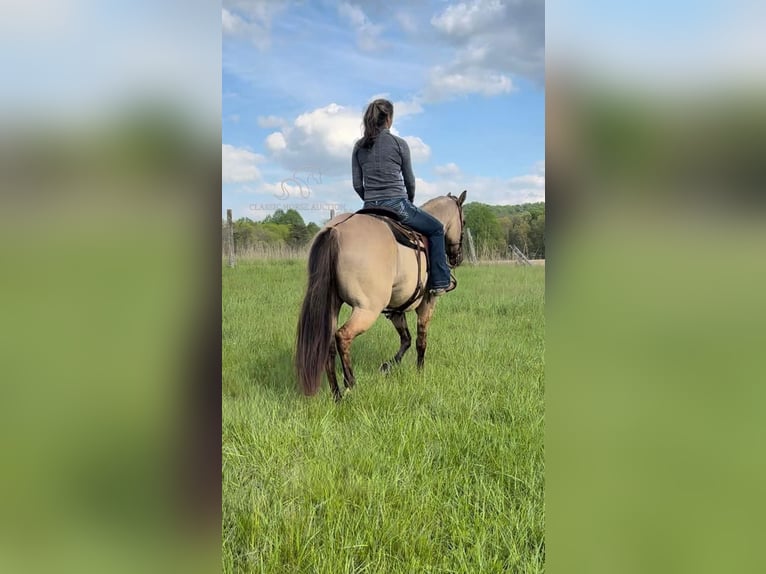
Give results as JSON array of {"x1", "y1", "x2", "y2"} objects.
[{"x1": 222, "y1": 217, "x2": 543, "y2": 265}]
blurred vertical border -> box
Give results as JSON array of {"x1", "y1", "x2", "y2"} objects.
[
  {"x1": 0, "y1": 1, "x2": 221, "y2": 572},
  {"x1": 547, "y1": 1, "x2": 766, "y2": 573}
]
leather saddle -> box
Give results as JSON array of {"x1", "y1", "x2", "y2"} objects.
[
  {"x1": 356, "y1": 206, "x2": 429, "y2": 313},
  {"x1": 356, "y1": 207, "x2": 428, "y2": 256}
]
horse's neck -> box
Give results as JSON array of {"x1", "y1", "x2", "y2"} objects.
[{"x1": 423, "y1": 201, "x2": 450, "y2": 227}]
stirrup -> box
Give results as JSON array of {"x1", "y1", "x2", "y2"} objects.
[{"x1": 429, "y1": 274, "x2": 457, "y2": 296}]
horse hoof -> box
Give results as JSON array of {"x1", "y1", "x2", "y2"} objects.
[{"x1": 379, "y1": 362, "x2": 391, "y2": 374}]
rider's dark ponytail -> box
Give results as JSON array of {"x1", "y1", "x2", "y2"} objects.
[{"x1": 359, "y1": 99, "x2": 394, "y2": 149}]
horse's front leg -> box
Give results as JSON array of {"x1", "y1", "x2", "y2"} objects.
[
  {"x1": 380, "y1": 312, "x2": 411, "y2": 373},
  {"x1": 415, "y1": 297, "x2": 436, "y2": 370}
]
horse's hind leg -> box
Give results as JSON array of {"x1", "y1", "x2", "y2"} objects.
[
  {"x1": 336, "y1": 308, "x2": 378, "y2": 389},
  {"x1": 380, "y1": 312, "x2": 411, "y2": 374}
]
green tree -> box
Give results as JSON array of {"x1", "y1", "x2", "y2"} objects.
[
  {"x1": 529, "y1": 213, "x2": 545, "y2": 258},
  {"x1": 497, "y1": 215, "x2": 513, "y2": 247},
  {"x1": 265, "y1": 209, "x2": 309, "y2": 246},
  {"x1": 487, "y1": 202, "x2": 545, "y2": 259},
  {"x1": 232, "y1": 217, "x2": 256, "y2": 250},
  {"x1": 261, "y1": 222, "x2": 290, "y2": 243},
  {"x1": 463, "y1": 203, "x2": 504, "y2": 256},
  {"x1": 508, "y1": 212, "x2": 532, "y2": 255},
  {"x1": 262, "y1": 210, "x2": 283, "y2": 225}
]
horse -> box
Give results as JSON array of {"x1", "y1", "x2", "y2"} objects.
[{"x1": 295, "y1": 190, "x2": 467, "y2": 401}]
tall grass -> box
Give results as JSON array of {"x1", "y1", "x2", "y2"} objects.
[
  {"x1": 223, "y1": 260, "x2": 545, "y2": 573},
  {"x1": 225, "y1": 244, "x2": 309, "y2": 260}
]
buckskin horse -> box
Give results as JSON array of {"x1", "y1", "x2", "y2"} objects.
[{"x1": 295, "y1": 190, "x2": 467, "y2": 401}]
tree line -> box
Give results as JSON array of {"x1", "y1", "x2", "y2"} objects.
[
  {"x1": 463, "y1": 201, "x2": 545, "y2": 259},
  {"x1": 227, "y1": 209, "x2": 320, "y2": 250},
  {"x1": 225, "y1": 202, "x2": 544, "y2": 259}
]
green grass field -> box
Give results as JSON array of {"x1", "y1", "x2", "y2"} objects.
[{"x1": 223, "y1": 260, "x2": 545, "y2": 573}]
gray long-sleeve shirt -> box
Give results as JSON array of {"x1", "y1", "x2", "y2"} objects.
[{"x1": 352, "y1": 129, "x2": 415, "y2": 202}]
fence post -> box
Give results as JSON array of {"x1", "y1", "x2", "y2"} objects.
[
  {"x1": 226, "y1": 209, "x2": 236, "y2": 268},
  {"x1": 465, "y1": 228, "x2": 478, "y2": 264}
]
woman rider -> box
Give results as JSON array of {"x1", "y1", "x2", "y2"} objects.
[{"x1": 351, "y1": 98, "x2": 454, "y2": 296}]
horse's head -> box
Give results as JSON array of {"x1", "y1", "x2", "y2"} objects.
[
  {"x1": 444, "y1": 190, "x2": 467, "y2": 267},
  {"x1": 421, "y1": 190, "x2": 467, "y2": 267}
]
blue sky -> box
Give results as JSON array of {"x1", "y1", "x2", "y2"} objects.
[{"x1": 222, "y1": 0, "x2": 545, "y2": 222}]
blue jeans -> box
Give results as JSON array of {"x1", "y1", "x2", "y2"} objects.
[{"x1": 363, "y1": 197, "x2": 451, "y2": 289}]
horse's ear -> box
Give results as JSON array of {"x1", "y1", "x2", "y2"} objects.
[
  {"x1": 457, "y1": 189, "x2": 467, "y2": 205},
  {"x1": 447, "y1": 192, "x2": 453, "y2": 197}
]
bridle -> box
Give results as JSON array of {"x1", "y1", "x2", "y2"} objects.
[{"x1": 446, "y1": 194, "x2": 464, "y2": 268}]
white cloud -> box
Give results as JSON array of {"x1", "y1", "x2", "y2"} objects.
[
  {"x1": 400, "y1": 135, "x2": 431, "y2": 162},
  {"x1": 435, "y1": 162, "x2": 462, "y2": 177},
  {"x1": 264, "y1": 103, "x2": 363, "y2": 174},
  {"x1": 222, "y1": 1, "x2": 289, "y2": 50},
  {"x1": 425, "y1": 0, "x2": 544, "y2": 99},
  {"x1": 426, "y1": 67, "x2": 513, "y2": 99},
  {"x1": 338, "y1": 2, "x2": 366, "y2": 27},
  {"x1": 413, "y1": 177, "x2": 444, "y2": 202},
  {"x1": 223, "y1": 143, "x2": 265, "y2": 183},
  {"x1": 258, "y1": 114, "x2": 286, "y2": 128},
  {"x1": 265, "y1": 131, "x2": 287, "y2": 152},
  {"x1": 293, "y1": 103, "x2": 360, "y2": 153},
  {"x1": 222, "y1": 8, "x2": 246, "y2": 35},
  {"x1": 509, "y1": 174, "x2": 545, "y2": 187},
  {"x1": 263, "y1": 102, "x2": 432, "y2": 175},
  {"x1": 338, "y1": 2, "x2": 384, "y2": 51},
  {"x1": 392, "y1": 97, "x2": 423, "y2": 118},
  {"x1": 431, "y1": 0, "x2": 505, "y2": 37}
]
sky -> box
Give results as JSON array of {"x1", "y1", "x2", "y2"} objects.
[
  {"x1": 548, "y1": 0, "x2": 766, "y2": 90},
  {"x1": 0, "y1": 0, "x2": 219, "y2": 123},
  {"x1": 222, "y1": 0, "x2": 545, "y2": 223}
]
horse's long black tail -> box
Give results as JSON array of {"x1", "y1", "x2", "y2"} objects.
[{"x1": 295, "y1": 227, "x2": 339, "y2": 396}]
